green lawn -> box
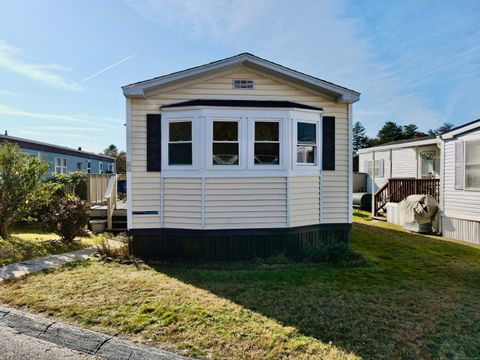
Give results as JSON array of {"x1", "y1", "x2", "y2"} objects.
[
  {"x1": 1, "y1": 216, "x2": 480, "y2": 359},
  {"x1": 0, "y1": 225, "x2": 103, "y2": 266}
]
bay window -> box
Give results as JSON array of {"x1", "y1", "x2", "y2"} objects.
[
  {"x1": 254, "y1": 121, "x2": 280, "y2": 165},
  {"x1": 212, "y1": 121, "x2": 239, "y2": 165},
  {"x1": 465, "y1": 139, "x2": 480, "y2": 189},
  {"x1": 297, "y1": 122, "x2": 317, "y2": 164},
  {"x1": 168, "y1": 121, "x2": 192, "y2": 165}
]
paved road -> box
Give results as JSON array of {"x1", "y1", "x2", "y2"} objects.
[{"x1": 0, "y1": 325, "x2": 99, "y2": 360}]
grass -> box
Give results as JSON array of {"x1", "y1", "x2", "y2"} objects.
[
  {"x1": 0, "y1": 224, "x2": 104, "y2": 266},
  {"x1": 1, "y1": 216, "x2": 480, "y2": 359}
]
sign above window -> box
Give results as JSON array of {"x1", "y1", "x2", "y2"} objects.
[{"x1": 232, "y1": 79, "x2": 255, "y2": 89}]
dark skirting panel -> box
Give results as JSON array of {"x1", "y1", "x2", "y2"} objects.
[{"x1": 129, "y1": 223, "x2": 351, "y2": 261}]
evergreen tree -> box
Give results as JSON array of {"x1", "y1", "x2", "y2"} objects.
[
  {"x1": 428, "y1": 122, "x2": 454, "y2": 136},
  {"x1": 402, "y1": 124, "x2": 418, "y2": 139},
  {"x1": 352, "y1": 121, "x2": 368, "y2": 155},
  {"x1": 377, "y1": 121, "x2": 403, "y2": 144}
]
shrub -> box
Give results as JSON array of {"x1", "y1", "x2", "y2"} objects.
[
  {"x1": 46, "y1": 172, "x2": 87, "y2": 200},
  {"x1": 303, "y1": 237, "x2": 366, "y2": 265},
  {"x1": 0, "y1": 142, "x2": 50, "y2": 238},
  {"x1": 43, "y1": 195, "x2": 90, "y2": 242}
]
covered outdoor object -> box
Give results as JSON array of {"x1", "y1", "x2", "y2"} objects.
[{"x1": 399, "y1": 194, "x2": 439, "y2": 233}]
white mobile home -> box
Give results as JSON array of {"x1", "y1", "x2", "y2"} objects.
[
  {"x1": 358, "y1": 119, "x2": 480, "y2": 244},
  {"x1": 122, "y1": 53, "x2": 360, "y2": 260}
]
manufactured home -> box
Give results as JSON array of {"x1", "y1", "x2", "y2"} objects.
[
  {"x1": 122, "y1": 53, "x2": 360, "y2": 260},
  {"x1": 0, "y1": 133, "x2": 115, "y2": 174},
  {"x1": 358, "y1": 119, "x2": 480, "y2": 244}
]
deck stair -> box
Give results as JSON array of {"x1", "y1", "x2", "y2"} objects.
[
  {"x1": 373, "y1": 178, "x2": 440, "y2": 217},
  {"x1": 87, "y1": 174, "x2": 127, "y2": 232}
]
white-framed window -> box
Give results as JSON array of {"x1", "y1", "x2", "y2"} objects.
[
  {"x1": 87, "y1": 160, "x2": 91, "y2": 174},
  {"x1": 365, "y1": 159, "x2": 384, "y2": 177},
  {"x1": 99, "y1": 162, "x2": 103, "y2": 173},
  {"x1": 168, "y1": 120, "x2": 193, "y2": 166},
  {"x1": 55, "y1": 157, "x2": 67, "y2": 174},
  {"x1": 420, "y1": 151, "x2": 436, "y2": 178},
  {"x1": 107, "y1": 163, "x2": 114, "y2": 173},
  {"x1": 465, "y1": 139, "x2": 480, "y2": 190},
  {"x1": 254, "y1": 121, "x2": 280, "y2": 165},
  {"x1": 212, "y1": 120, "x2": 239, "y2": 166},
  {"x1": 296, "y1": 121, "x2": 318, "y2": 165}
]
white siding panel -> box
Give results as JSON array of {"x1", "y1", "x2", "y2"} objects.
[
  {"x1": 443, "y1": 138, "x2": 480, "y2": 221},
  {"x1": 392, "y1": 148, "x2": 417, "y2": 178},
  {"x1": 442, "y1": 216, "x2": 480, "y2": 244}
]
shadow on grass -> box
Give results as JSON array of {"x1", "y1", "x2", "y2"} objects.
[{"x1": 152, "y1": 222, "x2": 480, "y2": 359}]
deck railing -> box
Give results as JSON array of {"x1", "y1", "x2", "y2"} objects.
[
  {"x1": 87, "y1": 174, "x2": 116, "y2": 205},
  {"x1": 374, "y1": 178, "x2": 440, "y2": 216}
]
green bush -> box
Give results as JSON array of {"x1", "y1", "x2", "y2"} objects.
[
  {"x1": 46, "y1": 172, "x2": 87, "y2": 200},
  {"x1": 0, "y1": 142, "x2": 50, "y2": 238},
  {"x1": 43, "y1": 195, "x2": 90, "y2": 242}
]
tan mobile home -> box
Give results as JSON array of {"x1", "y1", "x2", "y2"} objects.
[{"x1": 122, "y1": 53, "x2": 360, "y2": 260}]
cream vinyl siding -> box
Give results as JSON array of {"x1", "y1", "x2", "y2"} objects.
[
  {"x1": 163, "y1": 178, "x2": 202, "y2": 229},
  {"x1": 129, "y1": 66, "x2": 350, "y2": 228},
  {"x1": 290, "y1": 176, "x2": 320, "y2": 226},
  {"x1": 204, "y1": 177, "x2": 287, "y2": 229}
]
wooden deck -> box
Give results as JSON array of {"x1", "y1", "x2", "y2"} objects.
[{"x1": 90, "y1": 201, "x2": 127, "y2": 217}]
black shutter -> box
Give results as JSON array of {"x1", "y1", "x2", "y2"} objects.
[
  {"x1": 146, "y1": 114, "x2": 162, "y2": 171},
  {"x1": 322, "y1": 116, "x2": 335, "y2": 170}
]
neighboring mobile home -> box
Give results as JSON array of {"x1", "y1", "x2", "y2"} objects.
[
  {"x1": 0, "y1": 133, "x2": 115, "y2": 174},
  {"x1": 122, "y1": 53, "x2": 360, "y2": 260},
  {"x1": 357, "y1": 119, "x2": 480, "y2": 244}
]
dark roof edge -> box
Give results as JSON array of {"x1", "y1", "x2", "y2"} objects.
[
  {"x1": 160, "y1": 99, "x2": 323, "y2": 111},
  {"x1": 0, "y1": 135, "x2": 115, "y2": 161}
]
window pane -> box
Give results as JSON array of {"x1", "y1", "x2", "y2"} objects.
[
  {"x1": 254, "y1": 143, "x2": 279, "y2": 164},
  {"x1": 169, "y1": 122, "x2": 191, "y2": 141},
  {"x1": 297, "y1": 145, "x2": 315, "y2": 164},
  {"x1": 297, "y1": 123, "x2": 316, "y2": 144},
  {"x1": 255, "y1": 122, "x2": 279, "y2": 141},
  {"x1": 466, "y1": 164, "x2": 480, "y2": 188},
  {"x1": 169, "y1": 143, "x2": 192, "y2": 165},
  {"x1": 213, "y1": 143, "x2": 239, "y2": 165},
  {"x1": 63, "y1": 159, "x2": 67, "y2": 167},
  {"x1": 213, "y1": 121, "x2": 237, "y2": 141},
  {"x1": 466, "y1": 140, "x2": 480, "y2": 164}
]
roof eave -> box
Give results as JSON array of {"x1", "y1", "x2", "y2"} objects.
[{"x1": 122, "y1": 53, "x2": 360, "y2": 103}]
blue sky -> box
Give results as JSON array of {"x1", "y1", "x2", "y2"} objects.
[{"x1": 0, "y1": 0, "x2": 479, "y2": 153}]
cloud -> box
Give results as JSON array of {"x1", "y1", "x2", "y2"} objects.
[
  {"x1": 0, "y1": 104, "x2": 118, "y2": 128},
  {"x1": 0, "y1": 40, "x2": 82, "y2": 91},
  {"x1": 126, "y1": 0, "x2": 480, "y2": 135}
]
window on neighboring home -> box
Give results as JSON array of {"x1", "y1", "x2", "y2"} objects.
[
  {"x1": 254, "y1": 121, "x2": 279, "y2": 165},
  {"x1": 77, "y1": 162, "x2": 82, "y2": 171},
  {"x1": 107, "y1": 163, "x2": 114, "y2": 173},
  {"x1": 420, "y1": 151, "x2": 436, "y2": 178},
  {"x1": 168, "y1": 121, "x2": 192, "y2": 165},
  {"x1": 55, "y1": 157, "x2": 67, "y2": 174},
  {"x1": 365, "y1": 159, "x2": 384, "y2": 177},
  {"x1": 87, "y1": 160, "x2": 91, "y2": 174},
  {"x1": 465, "y1": 139, "x2": 480, "y2": 189},
  {"x1": 99, "y1": 162, "x2": 103, "y2": 173},
  {"x1": 212, "y1": 121, "x2": 239, "y2": 165},
  {"x1": 296, "y1": 122, "x2": 317, "y2": 164}
]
